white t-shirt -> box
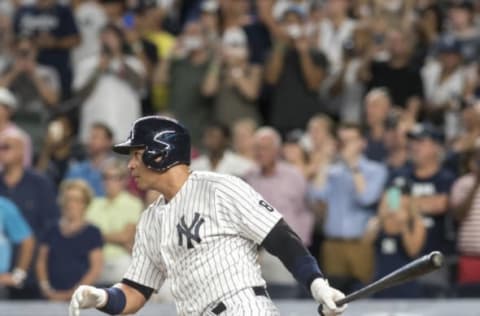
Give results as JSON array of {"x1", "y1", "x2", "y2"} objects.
[
  {"x1": 74, "y1": 55, "x2": 144, "y2": 143},
  {"x1": 318, "y1": 18, "x2": 356, "y2": 74},
  {"x1": 72, "y1": 1, "x2": 107, "y2": 67}
]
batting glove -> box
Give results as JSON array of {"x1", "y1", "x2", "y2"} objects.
[
  {"x1": 69, "y1": 285, "x2": 107, "y2": 316},
  {"x1": 311, "y1": 278, "x2": 347, "y2": 316}
]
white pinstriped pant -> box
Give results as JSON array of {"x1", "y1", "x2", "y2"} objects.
[{"x1": 202, "y1": 287, "x2": 280, "y2": 316}]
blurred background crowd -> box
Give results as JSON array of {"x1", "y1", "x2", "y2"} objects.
[{"x1": 1, "y1": 0, "x2": 480, "y2": 304}]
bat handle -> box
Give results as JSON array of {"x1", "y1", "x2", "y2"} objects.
[{"x1": 317, "y1": 298, "x2": 348, "y2": 315}]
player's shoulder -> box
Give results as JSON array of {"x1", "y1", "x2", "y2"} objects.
[{"x1": 190, "y1": 170, "x2": 250, "y2": 191}]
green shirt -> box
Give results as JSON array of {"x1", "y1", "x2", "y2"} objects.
[{"x1": 86, "y1": 192, "x2": 142, "y2": 260}]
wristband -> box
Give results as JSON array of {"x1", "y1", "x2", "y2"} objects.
[{"x1": 97, "y1": 287, "x2": 126, "y2": 315}]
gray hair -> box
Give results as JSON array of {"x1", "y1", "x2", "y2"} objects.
[{"x1": 254, "y1": 126, "x2": 282, "y2": 149}]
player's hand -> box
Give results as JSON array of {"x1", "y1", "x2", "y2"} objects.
[
  {"x1": 69, "y1": 285, "x2": 107, "y2": 316},
  {"x1": 311, "y1": 278, "x2": 347, "y2": 316}
]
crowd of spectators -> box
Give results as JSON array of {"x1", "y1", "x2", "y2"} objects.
[{"x1": 1, "y1": 0, "x2": 480, "y2": 303}]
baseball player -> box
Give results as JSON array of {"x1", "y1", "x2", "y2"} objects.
[{"x1": 69, "y1": 116, "x2": 347, "y2": 316}]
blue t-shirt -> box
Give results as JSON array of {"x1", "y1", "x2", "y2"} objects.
[
  {"x1": 389, "y1": 167, "x2": 456, "y2": 254},
  {"x1": 374, "y1": 231, "x2": 420, "y2": 298},
  {"x1": 0, "y1": 169, "x2": 60, "y2": 238},
  {"x1": 0, "y1": 197, "x2": 32, "y2": 273},
  {"x1": 43, "y1": 223, "x2": 103, "y2": 290}
]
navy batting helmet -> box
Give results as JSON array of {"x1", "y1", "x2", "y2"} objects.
[{"x1": 112, "y1": 116, "x2": 191, "y2": 172}]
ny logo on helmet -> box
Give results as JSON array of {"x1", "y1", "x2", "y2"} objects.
[
  {"x1": 177, "y1": 213, "x2": 205, "y2": 249},
  {"x1": 153, "y1": 130, "x2": 176, "y2": 150}
]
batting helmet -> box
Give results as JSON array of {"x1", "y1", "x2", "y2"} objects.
[{"x1": 112, "y1": 116, "x2": 191, "y2": 172}]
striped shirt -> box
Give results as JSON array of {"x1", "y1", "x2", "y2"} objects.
[
  {"x1": 450, "y1": 174, "x2": 480, "y2": 256},
  {"x1": 124, "y1": 171, "x2": 282, "y2": 315}
]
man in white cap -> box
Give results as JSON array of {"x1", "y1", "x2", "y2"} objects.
[{"x1": 0, "y1": 87, "x2": 32, "y2": 167}]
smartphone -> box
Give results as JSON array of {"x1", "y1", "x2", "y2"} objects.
[{"x1": 386, "y1": 186, "x2": 401, "y2": 212}]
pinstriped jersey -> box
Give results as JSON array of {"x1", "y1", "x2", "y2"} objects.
[{"x1": 124, "y1": 171, "x2": 283, "y2": 315}]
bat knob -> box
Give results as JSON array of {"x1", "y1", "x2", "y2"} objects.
[
  {"x1": 429, "y1": 251, "x2": 444, "y2": 268},
  {"x1": 317, "y1": 304, "x2": 325, "y2": 316}
]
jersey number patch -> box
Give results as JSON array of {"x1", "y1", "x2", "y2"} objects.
[
  {"x1": 177, "y1": 212, "x2": 205, "y2": 249},
  {"x1": 259, "y1": 200, "x2": 274, "y2": 212}
]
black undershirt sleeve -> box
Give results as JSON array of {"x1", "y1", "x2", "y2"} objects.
[
  {"x1": 121, "y1": 278, "x2": 155, "y2": 301},
  {"x1": 261, "y1": 219, "x2": 324, "y2": 289}
]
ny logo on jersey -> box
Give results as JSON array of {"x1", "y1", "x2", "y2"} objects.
[{"x1": 177, "y1": 212, "x2": 205, "y2": 249}]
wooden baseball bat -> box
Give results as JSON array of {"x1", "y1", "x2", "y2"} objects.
[{"x1": 318, "y1": 251, "x2": 444, "y2": 314}]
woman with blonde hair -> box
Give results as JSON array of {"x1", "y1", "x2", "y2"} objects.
[{"x1": 36, "y1": 179, "x2": 103, "y2": 301}]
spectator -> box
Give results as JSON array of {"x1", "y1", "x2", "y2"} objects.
[
  {"x1": 363, "y1": 88, "x2": 392, "y2": 163},
  {"x1": 412, "y1": 3, "x2": 443, "y2": 70},
  {"x1": 232, "y1": 117, "x2": 258, "y2": 161},
  {"x1": 0, "y1": 129, "x2": 59, "y2": 299},
  {"x1": 86, "y1": 159, "x2": 142, "y2": 286},
  {"x1": 245, "y1": 127, "x2": 313, "y2": 298},
  {"x1": 327, "y1": 24, "x2": 371, "y2": 123},
  {"x1": 64, "y1": 122, "x2": 114, "y2": 196},
  {"x1": 317, "y1": 0, "x2": 356, "y2": 74},
  {"x1": 305, "y1": 114, "x2": 336, "y2": 188},
  {"x1": 0, "y1": 197, "x2": 35, "y2": 296},
  {"x1": 363, "y1": 28, "x2": 424, "y2": 117},
  {"x1": 384, "y1": 112, "x2": 411, "y2": 176},
  {"x1": 443, "y1": 0, "x2": 479, "y2": 64},
  {"x1": 74, "y1": 23, "x2": 144, "y2": 144},
  {"x1": 308, "y1": 123, "x2": 387, "y2": 293},
  {"x1": 265, "y1": 6, "x2": 328, "y2": 135},
  {"x1": 451, "y1": 104, "x2": 480, "y2": 154},
  {"x1": 13, "y1": 0, "x2": 80, "y2": 99},
  {"x1": 136, "y1": 0, "x2": 176, "y2": 113},
  {"x1": 0, "y1": 87, "x2": 32, "y2": 167},
  {"x1": 190, "y1": 122, "x2": 255, "y2": 177},
  {"x1": 450, "y1": 148, "x2": 480, "y2": 285},
  {"x1": 0, "y1": 36, "x2": 60, "y2": 155},
  {"x1": 391, "y1": 123, "x2": 456, "y2": 296},
  {"x1": 202, "y1": 27, "x2": 262, "y2": 126},
  {"x1": 422, "y1": 36, "x2": 468, "y2": 139},
  {"x1": 36, "y1": 115, "x2": 84, "y2": 186},
  {"x1": 36, "y1": 180, "x2": 103, "y2": 301},
  {"x1": 364, "y1": 179, "x2": 426, "y2": 298},
  {"x1": 155, "y1": 21, "x2": 212, "y2": 147},
  {"x1": 282, "y1": 129, "x2": 309, "y2": 177},
  {"x1": 121, "y1": 3, "x2": 163, "y2": 115},
  {"x1": 72, "y1": 0, "x2": 108, "y2": 68}
]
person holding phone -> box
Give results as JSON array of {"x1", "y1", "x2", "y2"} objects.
[{"x1": 363, "y1": 176, "x2": 426, "y2": 298}]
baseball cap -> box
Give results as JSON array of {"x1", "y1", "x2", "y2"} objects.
[
  {"x1": 437, "y1": 36, "x2": 462, "y2": 54},
  {"x1": 407, "y1": 123, "x2": 444, "y2": 144},
  {"x1": 0, "y1": 87, "x2": 17, "y2": 111}
]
